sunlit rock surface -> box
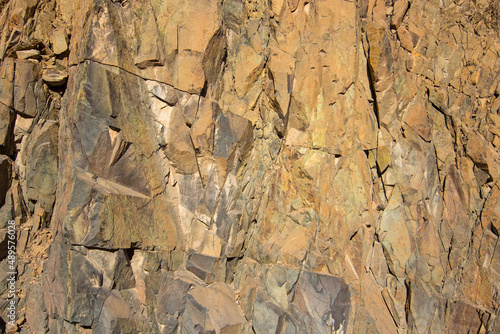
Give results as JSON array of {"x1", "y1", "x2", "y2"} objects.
[{"x1": 1, "y1": 0, "x2": 500, "y2": 333}]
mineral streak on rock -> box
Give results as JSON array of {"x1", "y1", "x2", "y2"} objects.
[{"x1": 0, "y1": 0, "x2": 500, "y2": 333}]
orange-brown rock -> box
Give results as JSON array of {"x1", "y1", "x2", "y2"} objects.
[{"x1": 0, "y1": 0, "x2": 499, "y2": 333}]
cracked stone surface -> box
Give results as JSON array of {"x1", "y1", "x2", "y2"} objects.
[{"x1": 0, "y1": 0, "x2": 500, "y2": 333}]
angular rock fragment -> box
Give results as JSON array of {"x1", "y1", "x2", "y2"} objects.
[
  {"x1": 15, "y1": 49, "x2": 40, "y2": 60},
  {"x1": 42, "y1": 69, "x2": 68, "y2": 86},
  {"x1": 51, "y1": 29, "x2": 68, "y2": 55}
]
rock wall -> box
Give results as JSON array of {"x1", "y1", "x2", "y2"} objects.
[{"x1": 0, "y1": 0, "x2": 500, "y2": 333}]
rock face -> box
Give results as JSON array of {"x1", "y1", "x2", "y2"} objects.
[{"x1": 0, "y1": 0, "x2": 500, "y2": 333}]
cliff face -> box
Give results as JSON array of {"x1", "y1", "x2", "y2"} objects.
[{"x1": 0, "y1": 0, "x2": 500, "y2": 333}]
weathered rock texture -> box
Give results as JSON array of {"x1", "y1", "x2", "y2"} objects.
[{"x1": 0, "y1": 0, "x2": 500, "y2": 333}]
